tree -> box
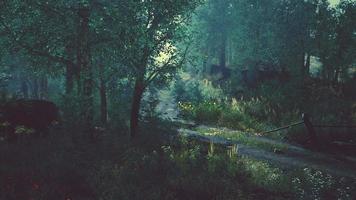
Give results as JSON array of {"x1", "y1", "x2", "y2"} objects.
[
  {"x1": 122, "y1": 0, "x2": 202, "y2": 138},
  {"x1": 333, "y1": 0, "x2": 356, "y2": 82},
  {"x1": 0, "y1": 0, "x2": 121, "y2": 129},
  {"x1": 313, "y1": 0, "x2": 355, "y2": 82}
]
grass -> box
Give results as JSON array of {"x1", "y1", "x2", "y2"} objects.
[
  {"x1": 0, "y1": 124, "x2": 289, "y2": 200},
  {"x1": 241, "y1": 156, "x2": 356, "y2": 200},
  {"x1": 0, "y1": 122, "x2": 355, "y2": 199},
  {"x1": 177, "y1": 98, "x2": 299, "y2": 140},
  {"x1": 195, "y1": 126, "x2": 289, "y2": 153}
]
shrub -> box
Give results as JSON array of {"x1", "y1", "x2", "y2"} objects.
[
  {"x1": 178, "y1": 101, "x2": 195, "y2": 120},
  {"x1": 91, "y1": 137, "x2": 294, "y2": 200},
  {"x1": 195, "y1": 101, "x2": 222, "y2": 123},
  {"x1": 291, "y1": 168, "x2": 356, "y2": 200},
  {"x1": 178, "y1": 101, "x2": 223, "y2": 123}
]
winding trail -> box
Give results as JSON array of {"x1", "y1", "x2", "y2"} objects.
[
  {"x1": 178, "y1": 126, "x2": 356, "y2": 179},
  {"x1": 155, "y1": 89, "x2": 356, "y2": 179}
]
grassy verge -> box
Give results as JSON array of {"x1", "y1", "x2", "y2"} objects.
[{"x1": 195, "y1": 126, "x2": 288, "y2": 153}]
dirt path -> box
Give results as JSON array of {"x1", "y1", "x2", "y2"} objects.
[
  {"x1": 155, "y1": 91, "x2": 356, "y2": 179},
  {"x1": 178, "y1": 126, "x2": 356, "y2": 179}
]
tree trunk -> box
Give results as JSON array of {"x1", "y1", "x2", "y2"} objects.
[
  {"x1": 202, "y1": 48, "x2": 209, "y2": 75},
  {"x1": 305, "y1": 53, "x2": 311, "y2": 76},
  {"x1": 219, "y1": 31, "x2": 227, "y2": 69},
  {"x1": 32, "y1": 78, "x2": 39, "y2": 99},
  {"x1": 65, "y1": 61, "x2": 74, "y2": 94},
  {"x1": 40, "y1": 76, "x2": 48, "y2": 99},
  {"x1": 65, "y1": 44, "x2": 75, "y2": 94},
  {"x1": 228, "y1": 38, "x2": 233, "y2": 65},
  {"x1": 333, "y1": 45, "x2": 344, "y2": 83},
  {"x1": 21, "y1": 79, "x2": 28, "y2": 99},
  {"x1": 100, "y1": 79, "x2": 108, "y2": 125},
  {"x1": 130, "y1": 77, "x2": 145, "y2": 139},
  {"x1": 334, "y1": 68, "x2": 341, "y2": 83},
  {"x1": 99, "y1": 64, "x2": 108, "y2": 125},
  {"x1": 77, "y1": 6, "x2": 93, "y2": 128},
  {"x1": 300, "y1": 51, "x2": 305, "y2": 77}
]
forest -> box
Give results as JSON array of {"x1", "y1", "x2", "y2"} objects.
[{"x1": 0, "y1": 0, "x2": 355, "y2": 199}]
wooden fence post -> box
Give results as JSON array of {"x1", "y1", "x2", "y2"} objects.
[{"x1": 302, "y1": 113, "x2": 318, "y2": 145}]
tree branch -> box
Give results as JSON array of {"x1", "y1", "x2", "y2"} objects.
[
  {"x1": 144, "y1": 44, "x2": 190, "y2": 87},
  {"x1": 33, "y1": 2, "x2": 69, "y2": 20},
  {"x1": 0, "y1": 18, "x2": 74, "y2": 65}
]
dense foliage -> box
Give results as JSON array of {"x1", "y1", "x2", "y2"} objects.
[{"x1": 0, "y1": 0, "x2": 355, "y2": 199}]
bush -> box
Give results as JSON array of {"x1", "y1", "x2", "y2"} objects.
[
  {"x1": 178, "y1": 101, "x2": 195, "y2": 120},
  {"x1": 178, "y1": 101, "x2": 222, "y2": 123},
  {"x1": 174, "y1": 76, "x2": 203, "y2": 104},
  {"x1": 195, "y1": 101, "x2": 222, "y2": 123},
  {"x1": 91, "y1": 137, "x2": 293, "y2": 200},
  {"x1": 218, "y1": 108, "x2": 245, "y2": 129},
  {"x1": 291, "y1": 168, "x2": 356, "y2": 200},
  {"x1": 178, "y1": 99, "x2": 265, "y2": 132}
]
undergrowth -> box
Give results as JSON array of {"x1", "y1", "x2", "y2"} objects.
[
  {"x1": 0, "y1": 123, "x2": 355, "y2": 200},
  {"x1": 194, "y1": 126, "x2": 288, "y2": 152}
]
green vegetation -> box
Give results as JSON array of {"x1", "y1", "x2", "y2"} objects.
[
  {"x1": 178, "y1": 98, "x2": 274, "y2": 132},
  {"x1": 194, "y1": 126, "x2": 288, "y2": 152},
  {"x1": 1, "y1": 126, "x2": 355, "y2": 199},
  {"x1": 0, "y1": 0, "x2": 355, "y2": 199}
]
